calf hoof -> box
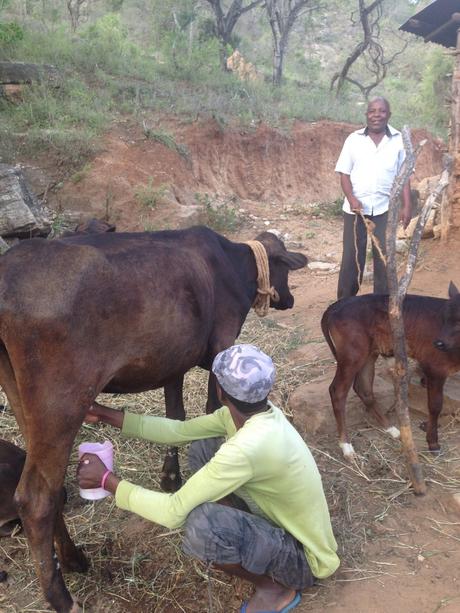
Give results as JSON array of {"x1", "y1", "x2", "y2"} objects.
[
  {"x1": 339, "y1": 442, "x2": 356, "y2": 461},
  {"x1": 61, "y1": 547, "x2": 88, "y2": 574},
  {"x1": 427, "y1": 445, "x2": 441, "y2": 455},
  {"x1": 160, "y1": 471, "x2": 182, "y2": 493}
]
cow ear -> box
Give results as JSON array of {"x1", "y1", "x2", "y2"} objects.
[
  {"x1": 277, "y1": 251, "x2": 308, "y2": 270},
  {"x1": 448, "y1": 281, "x2": 459, "y2": 299}
]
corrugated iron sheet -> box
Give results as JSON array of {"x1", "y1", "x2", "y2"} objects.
[{"x1": 400, "y1": 0, "x2": 460, "y2": 48}]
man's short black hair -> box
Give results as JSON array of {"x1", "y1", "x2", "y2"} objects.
[{"x1": 220, "y1": 387, "x2": 268, "y2": 414}]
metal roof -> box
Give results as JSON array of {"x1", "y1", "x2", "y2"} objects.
[{"x1": 400, "y1": 0, "x2": 460, "y2": 48}]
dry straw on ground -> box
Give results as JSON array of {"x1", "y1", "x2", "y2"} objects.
[{"x1": 0, "y1": 313, "x2": 459, "y2": 612}]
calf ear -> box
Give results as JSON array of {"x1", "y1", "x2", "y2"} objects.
[
  {"x1": 278, "y1": 251, "x2": 308, "y2": 270},
  {"x1": 448, "y1": 281, "x2": 459, "y2": 298}
]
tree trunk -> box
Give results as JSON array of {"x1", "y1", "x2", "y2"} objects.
[
  {"x1": 385, "y1": 127, "x2": 426, "y2": 495},
  {"x1": 272, "y1": 44, "x2": 283, "y2": 86}
]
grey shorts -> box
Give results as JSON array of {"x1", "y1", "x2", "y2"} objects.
[{"x1": 182, "y1": 438, "x2": 314, "y2": 590}]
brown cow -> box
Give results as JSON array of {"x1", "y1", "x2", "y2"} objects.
[
  {"x1": 0, "y1": 225, "x2": 307, "y2": 612},
  {"x1": 321, "y1": 282, "x2": 460, "y2": 459}
]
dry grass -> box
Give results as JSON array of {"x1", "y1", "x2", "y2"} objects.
[{"x1": 0, "y1": 313, "x2": 459, "y2": 612}]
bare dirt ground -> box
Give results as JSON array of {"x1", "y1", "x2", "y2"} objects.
[{"x1": 1, "y1": 117, "x2": 459, "y2": 613}]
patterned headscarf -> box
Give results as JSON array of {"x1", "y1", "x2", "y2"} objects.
[{"x1": 212, "y1": 344, "x2": 275, "y2": 403}]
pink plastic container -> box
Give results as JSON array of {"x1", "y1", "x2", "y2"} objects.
[{"x1": 78, "y1": 440, "x2": 114, "y2": 500}]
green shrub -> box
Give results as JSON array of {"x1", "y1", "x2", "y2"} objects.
[
  {"x1": 144, "y1": 128, "x2": 190, "y2": 162},
  {"x1": 195, "y1": 193, "x2": 243, "y2": 233},
  {"x1": 135, "y1": 180, "x2": 169, "y2": 209}
]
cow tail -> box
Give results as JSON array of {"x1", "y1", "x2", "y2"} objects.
[{"x1": 320, "y1": 306, "x2": 338, "y2": 360}]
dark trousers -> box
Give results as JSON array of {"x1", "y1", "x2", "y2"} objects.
[{"x1": 337, "y1": 211, "x2": 388, "y2": 300}]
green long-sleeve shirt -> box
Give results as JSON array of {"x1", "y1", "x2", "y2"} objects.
[{"x1": 115, "y1": 403, "x2": 340, "y2": 579}]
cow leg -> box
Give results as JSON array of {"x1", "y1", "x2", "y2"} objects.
[
  {"x1": 424, "y1": 374, "x2": 445, "y2": 452},
  {"x1": 353, "y1": 357, "x2": 400, "y2": 440},
  {"x1": 0, "y1": 346, "x2": 27, "y2": 439},
  {"x1": 205, "y1": 371, "x2": 221, "y2": 414},
  {"x1": 16, "y1": 450, "x2": 79, "y2": 611},
  {"x1": 329, "y1": 363, "x2": 359, "y2": 459},
  {"x1": 161, "y1": 376, "x2": 185, "y2": 492},
  {"x1": 13, "y1": 391, "x2": 89, "y2": 613},
  {"x1": 54, "y1": 490, "x2": 88, "y2": 574}
]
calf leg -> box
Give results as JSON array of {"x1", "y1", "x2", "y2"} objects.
[
  {"x1": 353, "y1": 357, "x2": 400, "y2": 439},
  {"x1": 424, "y1": 374, "x2": 445, "y2": 452},
  {"x1": 161, "y1": 376, "x2": 185, "y2": 492},
  {"x1": 329, "y1": 363, "x2": 360, "y2": 459}
]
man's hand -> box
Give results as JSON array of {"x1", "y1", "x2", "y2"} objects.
[
  {"x1": 84, "y1": 405, "x2": 101, "y2": 424},
  {"x1": 77, "y1": 453, "x2": 120, "y2": 495},
  {"x1": 77, "y1": 453, "x2": 107, "y2": 489},
  {"x1": 349, "y1": 196, "x2": 363, "y2": 213},
  {"x1": 400, "y1": 205, "x2": 412, "y2": 229},
  {"x1": 83, "y1": 401, "x2": 125, "y2": 429}
]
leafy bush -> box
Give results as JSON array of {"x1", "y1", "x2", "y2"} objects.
[
  {"x1": 0, "y1": 21, "x2": 23, "y2": 53},
  {"x1": 135, "y1": 180, "x2": 169, "y2": 209},
  {"x1": 76, "y1": 14, "x2": 144, "y2": 76},
  {"x1": 195, "y1": 193, "x2": 244, "y2": 233}
]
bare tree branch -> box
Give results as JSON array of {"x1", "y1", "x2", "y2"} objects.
[
  {"x1": 265, "y1": 0, "x2": 320, "y2": 85},
  {"x1": 331, "y1": 0, "x2": 408, "y2": 99},
  {"x1": 205, "y1": 0, "x2": 264, "y2": 71}
]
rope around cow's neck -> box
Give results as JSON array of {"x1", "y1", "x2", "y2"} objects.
[
  {"x1": 245, "y1": 240, "x2": 279, "y2": 317},
  {"x1": 353, "y1": 210, "x2": 387, "y2": 292}
]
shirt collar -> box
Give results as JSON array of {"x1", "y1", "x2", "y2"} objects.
[{"x1": 358, "y1": 124, "x2": 399, "y2": 138}]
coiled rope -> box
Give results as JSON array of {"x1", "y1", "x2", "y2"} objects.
[{"x1": 245, "y1": 240, "x2": 280, "y2": 317}]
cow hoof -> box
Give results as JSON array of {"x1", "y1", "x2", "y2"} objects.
[
  {"x1": 160, "y1": 472, "x2": 182, "y2": 493},
  {"x1": 61, "y1": 547, "x2": 88, "y2": 574},
  {"x1": 339, "y1": 442, "x2": 356, "y2": 460},
  {"x1": 385, "y1": 426, "x2": 400, "y2": 439},
  {"x1": 427, "y1": 446, "x2": 441, "y2": 455}
]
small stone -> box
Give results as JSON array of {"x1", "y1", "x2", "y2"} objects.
[
  {"x1": 395, "y1": 239, "x2": 409, "y2": 254},
  {"x1": 308, "y1": 261, "x2": 337, "y2": 271}
]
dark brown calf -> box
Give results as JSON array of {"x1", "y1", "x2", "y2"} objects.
[
  {"x1": 0, "y1": 438, "x2": 25, "y2": 537},
  {"x1": 321, "y1": 282, "x2": 460, "y2": 459}
]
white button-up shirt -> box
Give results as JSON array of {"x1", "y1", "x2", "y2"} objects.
[{"x1": 335, "y1": 124, "x2": 405, "y2": 216}]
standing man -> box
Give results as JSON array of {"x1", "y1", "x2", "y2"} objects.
[
  {"x1": 77, "y1": 344, "x2": 339, "y2": 613},
  {"x1": 335, "y1": 96, "x2": 412, "y2": 299}
]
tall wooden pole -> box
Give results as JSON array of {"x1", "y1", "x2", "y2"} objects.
[{"x1": 442, "y1": 27, "x2": 460, "y2": 239}]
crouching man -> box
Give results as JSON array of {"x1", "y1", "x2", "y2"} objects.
[{"x1": 77, "y1": 344, "x2": 340, "y2": 613}]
